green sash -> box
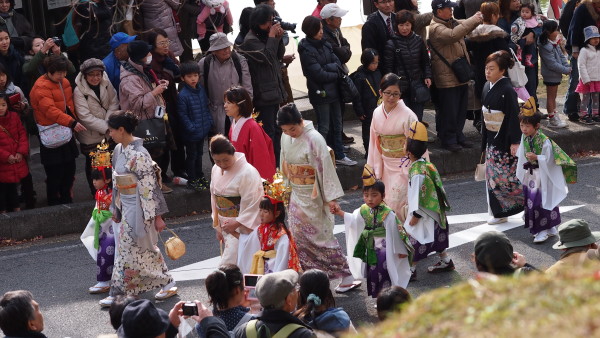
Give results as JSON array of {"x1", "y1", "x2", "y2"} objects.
[
  {"x1": 523, "y1": 131, "x2": 577, "y2": 184},
  {"x1": 408, "y1": 160, "x2": 451, "y2": 229},
  {"x1": 92, "y1": 209, "x2": 113, "y2": 249}
]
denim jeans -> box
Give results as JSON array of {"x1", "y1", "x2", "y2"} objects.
[
  {"x1": 184, "y1": 140, "x2": 205, "y2": 181},
  {"x1": 313, "y1": 101, "x2": 344, "y2": 159},
  {"x1": 564, "y1": 55, "x2": 582, "y2": 116}
]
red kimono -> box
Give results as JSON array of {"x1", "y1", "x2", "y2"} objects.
[{"x1": 229, "y1": 117, "x2": 276, "y2": 181}]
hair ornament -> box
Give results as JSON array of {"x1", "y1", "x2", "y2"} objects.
[
  {"x1": 307, "y1": 293, "x2": 322, "y2": 306},
  {"x1": 263, "y1": 170, "x2": 291, "y2": 206}
]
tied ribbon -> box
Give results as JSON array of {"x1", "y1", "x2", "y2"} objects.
[
  {"x1": 92, "y1": 209, "x2": 112, "y2": 250},
  {"x1": 398, "y1": 156, "x2": 411, "y2": 168},
  {"x1": 250, "y1": 250, "x2": 277, "y2": 274},
  {"x1": 353, "y1": 226, "x2": 386, "y2": 265}
]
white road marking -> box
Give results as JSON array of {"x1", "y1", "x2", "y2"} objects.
[{"x1": 170, "y1": 205, "x2": 584, "y2": 282}]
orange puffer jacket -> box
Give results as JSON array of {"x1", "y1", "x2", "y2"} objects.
[{"x1": 30, "y1": 75, "x2": 77, "y2": 128}]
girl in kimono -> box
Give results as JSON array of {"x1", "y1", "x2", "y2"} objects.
[
  {"x1": 277, "y1": 103, "x2": 361, "y2": 293},
  {"x1": 225, "y1": 86, "x2": 276, "y2": 181},
  {"x1": 481, "y1": 51, "x2": 524, "y2": 225},
  {"x1": 516, "y1": 105, "x2": 577, "y2": 242},
  {"x1": 403, "y1": 121, "x2": 453, "y2": 279},
  {"x1": 100, "y1": 112, "x2": 176, "y2": 308},
  {"x1": 367, "y1": 73, "x2": 420, "y2": 216},
  {"x1": 338, "y1": 165, "x2": 413, "y2": 297},
  {"x1": 209, "y1": 135, "x2": 263, "y2": 273}
]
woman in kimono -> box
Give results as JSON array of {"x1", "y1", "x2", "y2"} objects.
[
  {"x1": 481, "y1": 51, "x2": 524, "y2": 224},
  {"x1": 367, "y1": 73, "x2": 420, "y2": 216},
  {"x1": 100, "y1": 112, "x2": 176, "y2": 308},
  {"x1": 209, "y1": 135, "x2": 263, "y2": 274},
  {"x1": 225, "y1": 86, "x2": 276, "y2": 181},
  {"x1": 277, "y1": 103, "x2": 361, "y2": 293}
]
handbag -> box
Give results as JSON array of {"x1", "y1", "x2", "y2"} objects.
[
  {"x1": 159, "y1": 226, "x2": 186, "y2": 260},
  {"x1": 338, "y1": 65, "x2": 359, "y2": 103},
  {"x1": 395, "y1": 41, "x2": 430, "y2": 104},
  {"x1": 474, "y1": 152, "x2": 486, "y2": 181},
  {"x1": 36, "y1": 82, "x2": 74, "y2": 148},
  {"x1": 428, "y1": 40, "x2": 474, "y2": 84},
  {"x1": 508, "y1": 48, "x2": 528, "y2": 88}
]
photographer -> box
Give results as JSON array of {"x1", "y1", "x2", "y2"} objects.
[
  {"x1": 0, "y1": 290, "x2": 46, "y2": 338},
  {"x1": 22, "y1": 37, "x2": 76, "y2": 96}
]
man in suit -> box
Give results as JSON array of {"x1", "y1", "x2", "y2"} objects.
[{"x1": 361, "y1": 0, "x2": 396, "y2": 68}]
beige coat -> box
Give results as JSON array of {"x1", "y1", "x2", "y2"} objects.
[
  {"x1": 74, "y1": 72, "x2": 119, "y2": 145},
  {"x1": 428, "y1": 15, "x2": 480, "y2": 88}
]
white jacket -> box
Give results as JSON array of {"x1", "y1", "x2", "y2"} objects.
[
  {"x1": 74, "y1": 72, "x2": 119, "y2": 145},
  {"x1": 578, "y1": 45, "x2": 600, "y2": 84}
]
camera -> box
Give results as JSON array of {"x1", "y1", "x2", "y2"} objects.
[
  {"x1": 272, "y1": 16, "x2": 296, "y2": 33},
  {"x1": 182, "y1": 302, "x2": 199, "y2": 316},
  {"x1": 244, "y1": 274, "x2": 263, "y2": 301},
  {"x1": 51, "y1": 37, "x2": 62, "y2": 44}
]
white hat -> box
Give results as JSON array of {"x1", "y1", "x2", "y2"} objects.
[
  {"x1": 320, "y1": 3, "x2": 348, "y2": 19},
  {"x1": 208, "y1": 33, "x2": 233, "y2": 52}
]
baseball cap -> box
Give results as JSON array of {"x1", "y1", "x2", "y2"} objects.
[
  {"x1": 255, "y1": 269, "x2": 299, "y2": 309},
  {"x1": 432, "y1": 0, "x2": 458, "y2": 11},
  {"x1": 110, "y1": 32, "x2": 137, "y2": 50},
  {"x1": 320, "y1": 3, "x2": 349, "y2": 19}
]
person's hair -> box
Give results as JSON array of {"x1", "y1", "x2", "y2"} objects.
[
  {"x1": 485, "y1": 50, "x2": 514, "y2": 74},
  {"x1": 539, "y1": 19, "x2": 559, "y2": 45},
  {"x1": 301, "y1": 15, "x2": 322, "y2": 38},
  {"x1": 475, "y1": 259, "x2": 515, "y2": 275},
  {"x1": 209, "y1": 134, "x2": 236, "y2": 155},
  {"x1": 480, "y1": 2, "x2": 500, "y2": 23},
  {"x1": 43, "y1": 54, "x2": 68, "y2": 74},
  {"x1": 224, "y1": 86, "x2": 254, "y2": 118},
  {"x1": 258, "y1": 197, "x2": 293, "y2": 239},
  {"x1": 363, "y1": 180, "x2": 386, "y2": 195},
  {"x1": 0, "y1": 28, "x2": 9, "y2": 39},
  {"x1": 360, "y1": 48, "x2": 379, "y2": 67},
  {"x1": 276, "y1": 103, "x2": 303, "y2": 126},
  {"x1": 250, "y1": 4, "x2": 275, "y2": 33},
  {"x1": 520, "y1": 3, "x2": 535, "y2": 14},
  {"x1": 395, "y1": 0, "x2": 418, "y2": 11},
  {"x1": 91, "y1": 167, "x2": 113, "y2": 181},
  {"x1": 498, "y1": 0, "x2": 513, "y2": 20},
  {"x1": 180, "y1": 61, "x2": 200, "y2": 77},
  {"x1": 376, "y1": 286, "x2": 411, "y2": 321},
  {"x1": 380, "y1": 73, "x2": 402, "y2": 92},
  {"x1": 25, "y1": 35, "x2": 44, "y2": 53},
  {"x1": 396, "y1": 10, "x2": 415, "y2": 27},
  {"x1": 0, "y1": 290, "x2": 35, "y2": 335},
  {"x1": 238, "y1": 7, "x2": 254, "y2": 41},
  {"x1": 109, "y1": 295, "x2": 139, "y2": 330},
  {"x1": 518, "y1": 111, "x2": 543, "y2": 125},
  {"x1": 144, "y1": 28, "x2": 169, "y2": 49},
  {"x1": 107, "y1": 111, "x2": 139, "y2": 134},
  {"x1": 0, "y1": 92, "x2": 8, "y2": 105},
  {"x1": 406, "y1": 138, "x2": 427, "y2": 159},
  {"x1": 205, "y1": 264, "x2": 244, "y2": 310},
  {"x1": 294, "y1": 269, "x2": 336, "y2": 324},
  {"x1": 0, "y1": 61, "x2": 9, "y2": 88}
]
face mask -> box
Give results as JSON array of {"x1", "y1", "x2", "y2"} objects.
[{"x1": 146, "y1": 55, "x2": 152, "y2": 65}]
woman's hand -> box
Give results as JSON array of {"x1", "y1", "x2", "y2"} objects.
[
  {"x1": 74, "y1": 122, "x2": 87, "y2": 132},
  {"x1": 41, "y1": 38, "x2": 54, "y2": 54},
  {"x1": 215, "y1": 229, "x2": 224, "y2": 242},
  {"x1": 424, "y1": 78, "x2": 432, "y2": 88},
  {"x1": 7, "y1": 154, "x2": 16, "y2": 164},
  {"x1": 152, "y1": 83, "x2": 167, "y2": 96},
  {"x1": 221, "y1": 219, "x2": 241, "y2": 234},
  {"x1": 328, "y1": 200, "x2": 340, "y2": 215},
  {"x1": 525, "y1": 152, "x2": 537, "y2": 161},
  {"x1": 154, "y1": 215, "x2": 166, "y2": 232},
  {"x1": 510, "y1": 144, "x2": 519, "y2": 156},
  {"x1": 14, "y1": 153, "x2": 23, "y2": 162},
  {"x1": 169, "y1": 301, "x2": 185, "y2": 327}
]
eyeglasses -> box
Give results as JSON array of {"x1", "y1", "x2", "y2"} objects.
[
  {"x1": 382, "y1": 91, "x2": 401, "y2": 98},
  {"x1": 157, "y1": 40, "x2": 172, "y2": 47}
]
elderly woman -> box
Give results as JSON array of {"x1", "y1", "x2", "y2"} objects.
[
  {"x1": 0, "y1": 0, "x2": 34, "y2": 52},
  {"x1": 30, "y1": 55, "x2": 87, "y2": 206},
  {"x1": 74, "y1": 58, "x2": 119, "y2": 195}
]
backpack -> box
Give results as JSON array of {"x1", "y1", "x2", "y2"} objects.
[
  {"x1": 202, "y1": 51, "x2": 243, "y2": 96},
  {"x1": 244, "y1": 319, "x2": 304, "y2": 338},
  {"x1": 62, "y1": 0, "x2": 90, "y2": 48}
]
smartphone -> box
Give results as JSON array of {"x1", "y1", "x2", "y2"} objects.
[
  {"x1": 8, "y1": 93, "x2": 21, "y2": 106},
  {"x1": 244, "y1": 274, "x2": 263, "y2": 301},
  {"x1": 182, "y1": 302, "x2": 198, "y2": 316}
]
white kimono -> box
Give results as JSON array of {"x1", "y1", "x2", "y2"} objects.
[
  {"x1": 403, "y1": 170, "x2": 440, "y2": 244},
  {"x1": 238, "y1": 229, "x2": 292, "y2": 274}
]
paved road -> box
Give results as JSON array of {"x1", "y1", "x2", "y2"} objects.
[{"x1": 2, "y1": 157, "x2": 600, "y2": 338}]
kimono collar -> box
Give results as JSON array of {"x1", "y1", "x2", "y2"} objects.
[
  {"x1": 231, "y1": 117, "x2": 251, "y2": 142},
  {"x1": 221, "y1": 152, "x2": 248, "y2": 175},
  {"x1": 489, "y1": 76, "x2": 507, "y2": 89}
]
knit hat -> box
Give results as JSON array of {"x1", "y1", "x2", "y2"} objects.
[
  {"x1": 474, "y1": 231, "x2": 514, "y2": 270},
  {"x1": 583, "y1": 26, "x2": 600, "y2": 44},
  {"x1": 117, "y1": 299, "x2": 170, "y2": 338},
  {"x1": 110, "y1": 32, "x2": 137, "y2": 50},
  {"x1": 553, "y1": 219, "x2": 600, "y2": 249},
  {"x1": 80, "y1": 58, "x2": 105, "y2": 74},
  {"x1": 255, "y1": 269, "x2": 298, "y2": 309},
  {"x1": 127, "y1": 40, "x2": 152, "y2": 63}
]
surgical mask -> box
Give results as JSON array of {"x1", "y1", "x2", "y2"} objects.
[{"x1": 146, "y1": 55, "x2": 152, "y2": 65}]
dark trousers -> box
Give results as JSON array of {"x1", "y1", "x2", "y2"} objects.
[
  {"x1": 314, "y1": 101, "x2": 344, "y2": 159},
  {"x1": 184, "y1": 140, "x2": 205, "y2": 181},
  {"x1": 404, "y1": 99, "x2": 425, "y2": 121},
  {"x1": 0, "y1": 182, "x2": 19, "y2": 212},
  {"x1": 436, "y1": 85, "x2": 468, "y2": 146},
  {"x1": 255, "y1": 104, "x2": 281, "y2": 166},
  {"x1": 168, "y1": 112, "x2": 187, "y2": 177},
  {"x1": 524, "y1": 63, "x2": 538, "y2": 107},
  {"x1": 361, "y1": 114, "x2": 372, "y2": 157},
  {"x1": 564, "y1": 55, "x2": 581, "y2": 117},
  {"x1": 83, "y1": 152, "x2": 95, "y2": 196},
  {"x1": 44, "y1": 160, "x2": 76, "y2": 206},
  {"x1": 20, "y1": 172, "x2": 35, "y2": 209}
]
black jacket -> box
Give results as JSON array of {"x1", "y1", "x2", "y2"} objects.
[
  {"x1": 233, "y1": 309, "x2": 316, "y2": 338},
  {"x1": 0, "y1": 10, "x2": 34, "y2": 52},
  {"x1": 567, "y1": 0, "x2": 599, "y2": 53},
  {"x1": 74, "y1": 1, "x2": 112, "y2": 62},
  {"x1": 559, "y1": 0, "x2": 579, "y2": 39},
  {"x1": 0, "y1": 44, "x2": 24, "y2": 88},
  {"x1": 382, "y1": 32, "x2": 432, "y2": 95},
  {"x1": 361, "y1": 11, "x2": 396, "y2": 66},
  {"x1": 322, "y1": 23, "x2": 352, "y2": 65},
  {"x1": 466, "y1": 24, "x2": 510, "y2": 99},
  {"x1": 350, "y1": 65, "x2": 382, "y2": 118},
  {"x1": 298, "y1": 37, "x2": 342, "y2": 105}
]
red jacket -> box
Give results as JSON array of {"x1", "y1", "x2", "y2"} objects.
[
  {"x1": 30, "y1": 75, "x2": 77, "y2": 128},
  {"x1": 0, "y1": 111, "x2": 29, "y2": 183}
]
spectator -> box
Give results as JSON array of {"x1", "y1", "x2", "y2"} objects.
[
  {"x1": 298, "y1": 15, "x2": 356, "y2": 166},
  {"x1": 117, "y1": 299, "x2": 183, "y2": 338},
  {"x1": 108, "y1": 295, "x2": 138, "y2": 330},
  {"x1": 0, "y1": 290, "x2": 45, "y2": 338},
  {"x1": 394, "y1": 0, "x2": 434, "y2": 42},
  {"x1": 73, "y1": 58, "x2": 119, "y2": 196},
  {"x1": 428, "y1": 0, "x2": 482, "y2": 152},
  {"x1": 376, "y1": 286, "x2": 411, "y2": 321},
  {"x1": 177, "y1": 0, "x2": 201, "y2": 62},
  {"x1": 312, "y1": 0, "x2": 337, "y2": 18},
  {"x1": 576, "y1": 25, "x2": 600, "y2": 123},
  {"x1": 103, "y1": 32, "x2": 137, "y2": 95},
  {"x1": 146, "y1": 28, "x2": 184, "y2": 181},
  {"x1": 383, "y1": 9, "x2": 432, "y2": 120},
  {"x1": 23, "y1": 37, "x2": 76, "y2": 96},
  {"x1": 30, "y1": 55, "x2": 86, "y2": 206},
  {"x1": 361, "y1": 0, "x2": 397, "y2": 68},
  {"x1": 0, "y1": 27, "x2": 23, "y2": 89},
  {"x1": 235, "y1": 7, "x2": 254, "y2": 45},
  {"x1": 538, "y1": 20, "x2": 570, "y2": 128},
  {"x1": 561, "y1": 0, "x2": 583, "y2": 121},
  {"x1": 510, "y1": 3, "x2": 542, "y2": 67},
  {"x1": 134, "y1": 0, "x2": 184, "y2": 57},
  {"x1": 233, "y1": 269, "x2": 316, "y2": 338},
  {"x1": 546, "y1": 219, "x2": 600, "y2": 273},
  {"x1": 0, "y1": 0, "x2": 34, "y2": 53},
  {"x1": 177, "y1": 61, "x2": 212, "y2": 191},
  {"x1": 238, "y1": 4, "x2": 287, "y2": 165},
  {"x1": 474, "y1": 231, "x2": 537, "y2": 277},
  {"x1": 295, "y1": 269, "x2": 354, "y2": 337},
  {"x1": 72, "y1": 0, "x2": 112, "y2": 65},
  {"x1": 198, "y1": 32, "x2": 252, "y2": 136}
]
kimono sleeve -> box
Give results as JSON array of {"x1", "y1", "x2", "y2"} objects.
[
  {"x1": 515, "y1": 135, "x2": 527, "y2": 183},
  {"x1": 367, "y1": 112, "x2": 383, "y2": 179},
  {"x1": 343, "y1": 209, "x2": 366, "y2": 279},
  {"x1": 130, "y1": 150, "x2": 162, "y2": 221},
  {"x1": 384, "y1": 211, "x2": 411, "y2": 288},
  {"x1": 537, "y1": 139, "x2": 568, "y2": 210},
  {"x1": 273, "y1": 234, "x2": 292, "y2": 272},
  {"x1": 403, "y1": 174, "x2": 436, "y2": 244},
  {"x1": 235, "y1": 165, "x2": 263, "y2": 231}
]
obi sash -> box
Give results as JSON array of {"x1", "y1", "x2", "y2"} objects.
[
  {"x1": 215, "y1": 195, "x2": 241, "y2": 217},
  {"x1": 250, "y1": 250, "x2": 277, "y2": 274},
  {"x1": 114, "y1": 174, "x2": 137, "y2": 195},
  {"x1": 482, "y1": 106, "x2": 504, "y2": 132},
  {"x1": 378, "y1": 134, "x2": 406, "y2": 158},
  {"x1": 284, "y1": 164, "x2": 316, "y2": 185}
]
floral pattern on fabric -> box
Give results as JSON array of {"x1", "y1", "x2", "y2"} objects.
[
  {"x1": 523, "y1": 131, "x2": 577, "y2": 184},
  {"x1": 408, "y1": 160, "x2": 451, "y2": 228},
  {"x1": 522, "y1": 171, "x2": 561, "y2": 235},
  {"x1": 486, "y1": 144, "x2": 524, "y2": 217}
]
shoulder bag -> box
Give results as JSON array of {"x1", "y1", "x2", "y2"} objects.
[
  {"x1": 395, "y1": 40, "x2": 430, "y2": 104},
  {"x1": 338, "y1": 64, "x2": 359, "y2": 103},
  {"x1": 474, "y1": 152, "x2": 486, "y2": 181},
  {"x1": 427, "y1": 39, "x2": 474, "y2": 84},
  {"x1": 508, "y1": 48, "x2": 529, "y2": 88},
  {"x1": 37, "y1": 82, "x2": 73, "y2": 149}
]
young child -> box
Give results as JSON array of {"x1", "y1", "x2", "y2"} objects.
[
  {"x1": 538, "y1": 20, "x2": 570, "y2": 128},
  {"x1": 575, "y1": 26, "x2": 600, "y2": 124},
  {"x1": 177, "y1": 61, "x2": 213, "y2": 191},
  {"x1": 351, "y1": 48, "x2": 382, "y2": 157},
  {"x1": 339, "y1": 165, "x2": 413, "y2": 298},
  {"x1": 80, "y1": 142, "x2": 115, "y2": 293},
  {"x1": 516, "y1": 98, "x2": 577, "y2": 243},
  {"x1": 403, "y1": 121, "x2": 453, "y2": 280},
  {"x1": 511, "y1": 3, "x2": 542, "y2": 67},
  {"x1": 0, "y1": 94, "x2": 29, "y2": 213}
]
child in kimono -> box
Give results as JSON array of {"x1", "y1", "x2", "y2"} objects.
[
  {"x1": 403, "y1": 121, "x2": 453, "y2": 280},
  {"x1": 516, "y1": 99, "x2": 577, "y2": 243},
  {"x1": 338, "y1": 164, "x2": 413, "y2": 298}
]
